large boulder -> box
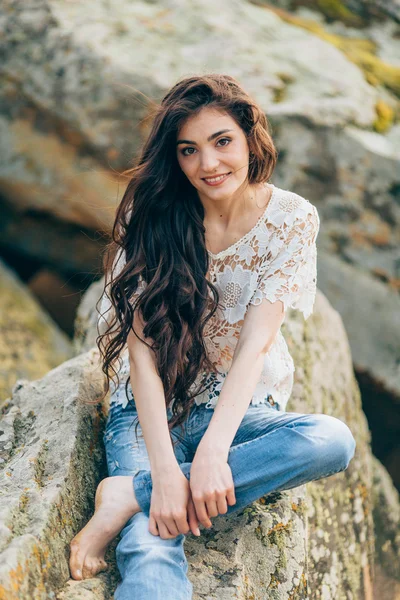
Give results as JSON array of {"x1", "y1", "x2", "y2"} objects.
[
  {"x1": 2, "y1": 277, "x2": 398, "y2": 598},
  {"x1": 72, "y1": 282, "x2": 400, "y2": 599},
  {"x1": 0, "y1": 349, "x2": 118, "y2": 600},
  {"x1": 0, "y1": 258, "x2": 73, "y2": 406},
  {"x1": 256, "y1": 0, "x2": 400, "y2": 25},
  {"x1": 0, "y1": 0, "x2": 379, "y2": 233}
]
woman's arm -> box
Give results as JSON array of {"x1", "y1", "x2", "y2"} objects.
[
  {"x1": 188, "y1": 299, "x2": 285, "y2": 527},
  {"x1": 197, "y1": 298, "x2": 285, "y2": 459},
  {"x1": 127, "y1": 309, "x2": 201, "y2": 538},
  {"x1": 127, "y1": 311, "x2": 178, "y2": 473}
]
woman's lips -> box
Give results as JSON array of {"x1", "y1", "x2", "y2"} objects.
[{"x1": 202, "y1": 172, "x2": 231, "y2": 186}]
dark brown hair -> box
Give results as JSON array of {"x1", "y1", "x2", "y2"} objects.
[{"x1": 97, "y1": 73, "x2": 277, "y2": 443}]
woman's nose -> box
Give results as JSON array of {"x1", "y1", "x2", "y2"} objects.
[{"x1": 200, "y1": 151, "x2": 219, "y2": 173}]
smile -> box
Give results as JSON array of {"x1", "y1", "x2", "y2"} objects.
[{"x1": 202, "y1": 172, "x2": 231, "y2": 186}]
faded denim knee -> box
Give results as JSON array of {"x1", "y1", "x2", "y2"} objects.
[{"x1": 308, "y1": 414, "x2": 356, "y2": 478}]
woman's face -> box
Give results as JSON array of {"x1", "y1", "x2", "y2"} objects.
[{"x1": 176, "y1": 107, "x2": 251, "y2": 201}]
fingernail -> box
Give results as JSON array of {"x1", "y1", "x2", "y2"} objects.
[
  {"x1": 77, "y1": 569, "x2": 81, "y2": 577},
  {"x1": 196, "y1": 529, "x2": 200, "y2": 536}
]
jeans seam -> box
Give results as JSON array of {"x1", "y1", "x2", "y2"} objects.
[{"x1": 184, "y1": 579, "x2": 192, "y2": 599}]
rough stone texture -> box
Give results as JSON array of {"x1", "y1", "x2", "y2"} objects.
[
  {"x1": 68, "y1": 280, "x2": 397, "y2": 599},
  {"x1": 264, "y1": 114, "x2": 400, "y2": 402},
  {"x1": 371, "y1": 454, "x2": 400, "y2": 581},
  {"x1": 316, "y1": 253, "x2": 400, "y2": 399},
  {"x1": 0, "y1": 258, "x2": 73, "y2": 405},
  {"x1": 0, "y1": 0, "x2": 380, "y2": 231},
  {"x1": 0, "y1": 280, "x2": 398, "y2": 598},
  {"x1": 0, "y1": 200, "x2": 106, "y2": 284},
  {"x1": 0, "y1": 349, "x2": 119, "y2": 600},
  {"x1": 261, "y1": 0, "x2": 400, "y2": 25},
  {"x1": 74, "y1": 278, "x2": 105, "y2": 356}
]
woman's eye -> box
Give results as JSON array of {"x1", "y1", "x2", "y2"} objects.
[
  {"x1": 217, "y1": 137, "x2": 231, "y2": 147},
  {"x1": 181, "y1": 147, "x2": 196, "y2": 156}
]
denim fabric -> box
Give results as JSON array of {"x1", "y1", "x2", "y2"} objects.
[{"x1": 103, "y1": 397, "x2": 356, "y2": 600}]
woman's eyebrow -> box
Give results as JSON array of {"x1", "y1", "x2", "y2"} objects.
[{"x1": 176, "y1": 129, "x2": 234, "y2": 146}]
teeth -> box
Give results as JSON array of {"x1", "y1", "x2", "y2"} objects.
[{"x1": 204, "y1": 174, "x2": 229, "y2": 183}]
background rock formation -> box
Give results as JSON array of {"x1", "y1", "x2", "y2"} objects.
[{"x1": 0, "y1": 259, "x2": 72, "y2": 405}]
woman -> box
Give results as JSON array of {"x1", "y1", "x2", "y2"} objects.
[{"x1": 69, "y1": 74, "x2": 356, "y2": 598}]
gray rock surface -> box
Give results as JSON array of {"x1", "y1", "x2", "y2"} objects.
[
  {"x1": 0, "y1": 258, "x2": 73, "y2": 405},
  {"x1": 0, "y1": 349, "x2": 115, "y2": 600},
  {"x1": 0, "y1": 0, "x2": 379, "y2": 231},
  {"x1": 0, "y1": 280, "x2": 399, "y2": 598},
  {"x1": 316, "y1": 253, "x2": 400, "y2": 400},
  {"x1": 262, "y1": 0, "x2": 400, "y2": 25},
  {"x1": 71, "y1": 281, "x2": 397, "y2": 599}
]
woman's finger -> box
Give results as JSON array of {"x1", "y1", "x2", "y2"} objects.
[
  {"x1": 226, "y1": 487, "x2": 236, "y2": 506},
  {"x1": 193, "y1": 497, "x2": 212, "y2": 528},
  {"x1": 148, "y1": 514, "x2": 159, "y2": 536},
  {"x1": 157, "y1": 519, "x2": 174, "y2": 540},
  {"x1": 163, "y1": 517, "x2": 180, "y2": 537},
  {"x1": 187, "y1": 498, "x2": 201, "y2": 536},
  {"x1": 216, "y1": 494, "x2": 228, "y2": 515},
  {"x1": 205, "y1": 498, "x2": 219, "y2": 518},
  {"x1": 173, "y1": 511, "x2": 191, "y2": 536}
]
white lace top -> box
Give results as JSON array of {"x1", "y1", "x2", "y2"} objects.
[{"x1": 98, "y1": 184, "x2": 320, "y2": 412}]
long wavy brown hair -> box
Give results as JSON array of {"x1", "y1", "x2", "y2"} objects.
[{"x1": 97, "y1": 73, "x2": 277, "y2": 443}]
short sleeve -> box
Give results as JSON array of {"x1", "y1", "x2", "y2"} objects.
[{"x1": 249, "y1": 204, "x2": 320, "y2": 320}]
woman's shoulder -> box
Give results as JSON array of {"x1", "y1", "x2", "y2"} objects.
[{"x1": 268, "y1": 185, "x2": 319, "y2": 232}]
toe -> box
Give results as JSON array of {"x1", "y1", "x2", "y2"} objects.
[
  {"x1": 69, "y1": 540, "x2": 84, "y2": 580},
  {"x1": 82, "y1": 557, "x2": 99, "y2": 579},
  {"x1": 100, "y1": 559, "x2": 109, "y2": 572}
]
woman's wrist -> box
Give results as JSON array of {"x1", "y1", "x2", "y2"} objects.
[
  {"x1": 150, "y1": 454, "x2": 182, "y2": 476},
  {"x1": 196, "y1": 436, "x2": 229, "y2": 462}
]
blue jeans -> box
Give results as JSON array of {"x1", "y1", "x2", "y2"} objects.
[{"x1": 103, "y1": 397, "x2": 356, "y2": 600}]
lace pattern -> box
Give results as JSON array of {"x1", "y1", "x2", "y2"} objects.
[{"x1": 98, "y1": 185, "x2": 320, "y2": 412}]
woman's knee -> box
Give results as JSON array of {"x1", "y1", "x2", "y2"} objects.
[
  {"x1": 310, "y1": 414, "x2": 356, "y2": 474},
  {"x1": 294, "y1": 413, "x2": 356, "y2": 478}
]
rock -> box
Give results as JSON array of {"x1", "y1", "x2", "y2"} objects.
[
  {"x1": 262, "y1": 0, "x2": 400, "y2": 25},
  {"x1": 74, "y1": 277, "x2": 105, "y2": 355},
  {"x1": 0, "y1": 259, "x2": 73, "y2": 405},
  {"x1": 65, "y1": 279, "x2": 398, "y2": 598},
  {"x1": 0, "y1": 352, "x2": 113, "y2": 600},
  {"x1": 371, "y1": 454, "x2": 400, "y2": 581},
  {"x1": 1, "y1": 280, "x2": 398, "y2": 597},
  {"x1": 0, "y1": 201, "x2": 105, "y2": 284},
  {"x1": 0, "y1": 0, "x2": 380, "y2": 232},
  {"x1": 0, "y1": 349, "x2": 118, "y2": 600},
  {"x1": 268, "y1": 117, "x2": 400, "y2": 398},
  {"x1": 316, "y1": 252, "x2": 400, "y2": 399},
  {"x1": 27, "y1": 269, "x2": 83, "y2": 338}
]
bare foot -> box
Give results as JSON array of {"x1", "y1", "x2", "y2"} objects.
[{"x1": 69, "y1": 475, "x2": 140, "y2": 580}]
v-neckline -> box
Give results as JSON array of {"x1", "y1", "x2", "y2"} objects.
[{"x1": 206, "y1": 183, "x2": 276, "y2": 260}]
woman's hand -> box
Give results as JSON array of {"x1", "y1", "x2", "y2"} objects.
[
  {"x1": 189, "y1": 447, "x2": 236, "y2": 528},
  {"x1": 149, "y1": 464, "x2": 201, "y2": 539}
]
